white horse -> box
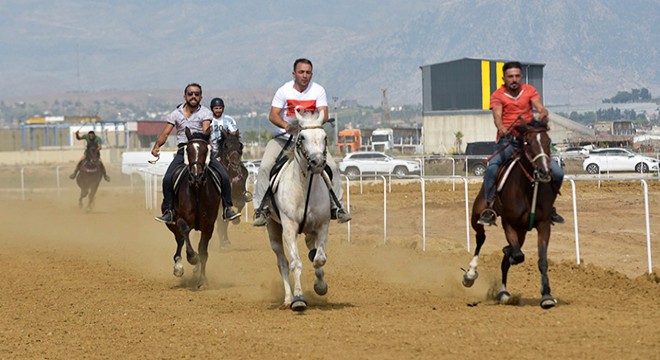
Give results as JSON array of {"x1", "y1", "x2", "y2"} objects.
[{"x1": 267, "y1": 109, "x2": 331, "y2": 311}]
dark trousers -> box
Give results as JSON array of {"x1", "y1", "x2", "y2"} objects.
[{"x1": 162, "y1": 148, "x2": 233, "y2": 210}]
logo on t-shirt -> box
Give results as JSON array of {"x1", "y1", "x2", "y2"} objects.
[{"x1": 285, "y1": 100, "x2": 317, "y2": 117}]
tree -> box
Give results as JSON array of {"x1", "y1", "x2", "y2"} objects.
[{"x1": 454, "y1": 131, "x2": 464, "y2": 154}]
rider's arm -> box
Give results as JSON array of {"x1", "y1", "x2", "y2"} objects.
[
  {"x1": 269, "y1": 106, "x2": 290, "y2": 130},
  {"x1": 75, "y1": 131, "x2": 82, "y2": 140},
  {"x1": 97, "y1": 140, "x2": 102, "y2": 151},
  {"x1": 202, "y1": 119, "x2": 211, "y2": 132},
  {"x1": 151, "y1": 123, "x2": 174, "y2": 157},
  {"x1": 531, "y1": 98, "x2": 549, "y2": 122},
  {"x1": 492, "y1": 106, "x2": 508, "y2": 136}
]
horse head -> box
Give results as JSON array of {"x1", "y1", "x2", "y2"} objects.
[
  {"x1": 85, "y1": 146, "x2": 100, "y2": 167},
  {"x1": 184, "y1": 127, "x2": 212, "y2": 187},
  {"x1": 518, "y1": 119, "x2": 552, "y2": 183},
  {"x1": 293, "y1": 108, "x2": 327, "y2": 175},
  {"x1": 219, "y1": 129, "x2": 244, "y2": 174}
]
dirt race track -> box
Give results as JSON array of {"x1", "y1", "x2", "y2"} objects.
[{"x1": 1, "y1": 176, "x2": 660, "y2": 359}]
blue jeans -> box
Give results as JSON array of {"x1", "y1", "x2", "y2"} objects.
[{"x1": 483, "y1": 138, "x2": 564, "y2": 206}]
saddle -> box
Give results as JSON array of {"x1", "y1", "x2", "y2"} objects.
[{"x1": 172, "y1": 164, "x2": 222, "y2": 195}]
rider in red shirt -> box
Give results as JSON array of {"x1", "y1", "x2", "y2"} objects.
[{"x1": 478, "y1": 61, "x2": 565, "y2": 226}]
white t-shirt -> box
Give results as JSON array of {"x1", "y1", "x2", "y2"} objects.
[
  {"x1": 271, "y1": 80, "x2": 328, "y2": 136},
  {"x1": 210, "y1": 114, "x2": 238, "y2": 153}
]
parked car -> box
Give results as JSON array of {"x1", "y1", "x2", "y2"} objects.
[
  {"x1": 582, "y1": 148, "x2": 659, "y2": 174},
  {"x1": 464, "y1": 141, "x2": 496, "y2": 176},
  {"x1": 338, "y1": 151, "x2": 420, "y2": 178}
]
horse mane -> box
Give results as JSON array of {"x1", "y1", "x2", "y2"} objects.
[{"x1": 190, "y1": 131, "x2": 210, "y2": 142}]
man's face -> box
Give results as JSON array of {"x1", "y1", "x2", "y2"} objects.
[
  {"x1": 88, "y1": 133, "x2": 95, "y2": 140},
  {"x1": 212, "y1": 105, "x2": 224, "y2": 118},
  {"x1": 184, "y1": 86, "x2": 202, "y2": 108},
  {"x1": 292, "y1": 63, "x2": 313, "y2": 90},
  {"x1": 503, "y1": 68, "x2": 522, "y2": 93}
]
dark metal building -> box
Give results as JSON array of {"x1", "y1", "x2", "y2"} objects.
[{"x1": 420, "y1": 58, "x2": 545, "y2": 113}]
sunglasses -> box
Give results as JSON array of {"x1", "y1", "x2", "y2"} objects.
[{"x1": 186, "y1": 91, "x2": 201, "y2": 97}]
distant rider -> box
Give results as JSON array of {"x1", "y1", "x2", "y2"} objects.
[{"x1": 69, "y1": 130, "x2": 110, "y2": 181}]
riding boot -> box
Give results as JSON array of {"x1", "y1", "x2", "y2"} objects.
[
  {"x1": 551, "y1": 207, "x2": 565, "y2": 224},
  {"x1": 223, "y1": 205, "x2": 241, "y2": 221},
  {"x1": 154, "y1": 209, "x2": 176, "y2": 225},
  {"x1": 331, "y1": 207, "x2": 352, "y2": 223},
  {"x1": 477, "y1": 208, "x2": 497, "y2": 226},
  {"x1": 69, "y1": 161, "x2": 82, "y2": 179},
  {"x1": 253, "y1": 207, "x2": 269, "y2": 227}
]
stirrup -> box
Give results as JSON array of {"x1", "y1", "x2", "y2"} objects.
[
  {"x1": 223, "y1": 208, "x2": 241, "y2": 221},
  {"x1": 477, "y1": 208, "x2": 497, "y2": 226},
  {"x1": 332, "y1": 208, "x2": 352, "y2": 223}
]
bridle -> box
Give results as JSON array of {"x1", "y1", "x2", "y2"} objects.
[
  {"x1": 294, "y1": 124, "x2": 327, "y2": 172},
  {"x1": 185, "y1": 138, "x2": 211, "y2": 186},
  {"x1": 521, "y1": 127, "x2": 551, "y2": 183}
]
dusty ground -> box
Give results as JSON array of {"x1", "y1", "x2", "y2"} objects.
[{"x1": 1, "y1": 169, "x2": 659, "y2": 359}]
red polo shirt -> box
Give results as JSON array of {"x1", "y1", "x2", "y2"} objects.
[{"x1": 490, "y1": 84, "x2": 540, "y2": 137}]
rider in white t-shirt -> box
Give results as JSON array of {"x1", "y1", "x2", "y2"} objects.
[{"x1": 252, "y1": 58, "x2": 351, "y2": 226}]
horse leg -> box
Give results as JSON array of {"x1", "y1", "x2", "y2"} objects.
[
  {"x1": 196, "y1": 230, "x2": 212, "y2": 289},
  {"x1": 305, "y1": 228, "x2": 329, "y2": 296},
  {"x1": 537, "y1": 223, "x2": 556, "y2": 309},
  {"x1": 267, "y1": 222, "x2": 293, "y2": 308},
  {"x1": 79, "y1": 186, "x2": 88, "y2": 209},
  {"x1": 463, "y1": 190, "x2": 487, "y2": 287},
  {"x1": 281, "y1": 218, "x2": 306, "y2": 312},
  {"x1": 173, "y1": 234, "x2": 185, "y2": 277},
  {"x1": 88, "y1": 181, "x2": 100, "y2": 210},
  {"x1": 497, "y1": 247, "x2": 513, "y2": 304},
  {"x1": 216, "y1": 215, "x2": 230, "y2": 248},
  {"x1": 178, "y1": 221, "x2": 198, "y2": 266}
]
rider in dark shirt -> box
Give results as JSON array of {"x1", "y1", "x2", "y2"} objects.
[{"x1": 69, "y1": 130, "x2": 110, "y2": 181}]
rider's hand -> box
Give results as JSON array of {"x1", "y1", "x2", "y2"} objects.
[
  {"x1": 151, "y1": 146, "x2": 160, "y2": 157},
  {"x1": 498, "y1": 126, "x2": 509, "y2": 136},
  {"x1": 286, "y1": 122, "x2": 301, "y2": 135}
]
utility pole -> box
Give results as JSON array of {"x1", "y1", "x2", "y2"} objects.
[{"x1": 381, "y1": 88, "x2": 391, "y2": 125}]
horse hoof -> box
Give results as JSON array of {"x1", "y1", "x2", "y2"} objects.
[
  {"x1": 290, "y1": 296, "x2": 307, "y2": 312},
  {"x1": 231, "y1": 218, "x2": 241, "y2": 225},
  {"x1": 497, "y1": 291, "x2": 511, "y2": 304},
  {"x1": 540, "y1": 295, "x2": 557, "y2": 309},
  {"x1": 314, "y1": 281, "x2": 328, "y2": 296},
  {"x1": 462, "y1": 271, "x2": 478, "y2": 288},
  {"x1": 509, "y1": 252, "x2": 525, "y2": 265},
  {"x1": 308, "y1": 248, "x2": 317, "y2": 262},
  {"x1": 173, "y1": 265, "x2": 184, "y2": 278}
]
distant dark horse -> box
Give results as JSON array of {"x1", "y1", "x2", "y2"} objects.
[
  {"x1": 215, "y1": 130, "x2": 251, "y2": 247},
  {"x1": 166, "y1": 127, "x2": 221, "y2": 289},
  {"x1": 462, "y1": 120, "x2": 559, "y2": 309},
  {"x1": 75, "y1": 146, "x2": 103, "y2": 210}
]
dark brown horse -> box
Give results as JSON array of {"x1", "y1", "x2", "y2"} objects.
[
  {"x1": 166, "y1": 127, "x2": 221, "y2": 289},
  {"x1": 215, "y1": 130, "x2": 251, "y2": 247},
  {"x1": 462, "y1": 120, "x2": 558, "y2": 309},
  {"x1": 75, "y1": 146, "x2": 103, "y2": 210}
]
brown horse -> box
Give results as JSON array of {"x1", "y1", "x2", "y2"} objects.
[
  {"x1": 166, "y1": 127, "x2": 221, "y2": 289},
  {"x1": 215, "y1": 130, "x2": 251, "y2": 247},
  {"x1": 75, "y1": 146, "x2": 103, "y2": 210},
  {"x1": 462, "y1": 120, "x2": 558, "y2": 309}
]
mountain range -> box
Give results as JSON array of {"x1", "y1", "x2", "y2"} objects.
[{"x1": 1, "y1": 0, "x2": 658, "y2": 107}]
